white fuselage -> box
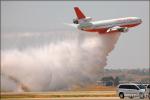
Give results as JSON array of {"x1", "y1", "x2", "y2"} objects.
[
  {"x1": 92, "y1": 17, "x2": 141, "y2": 28},
  {"x1": 78, "y1": 17, "x2": 142, "y2": 33}
]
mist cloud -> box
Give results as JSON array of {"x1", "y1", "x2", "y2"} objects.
[{"x1": 1, "y1": 31, "x2": 120, "y2": 92}]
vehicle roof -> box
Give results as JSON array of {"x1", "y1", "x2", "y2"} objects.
[{"x1": 117, "y1": 83, "x2": 141, "y2": 86}]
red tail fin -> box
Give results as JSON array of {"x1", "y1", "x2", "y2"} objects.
[{"x1": 74, "y1": 7, "x2": 86, "y2": 19}]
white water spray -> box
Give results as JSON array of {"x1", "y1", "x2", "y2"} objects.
[{"x1": 1, "y1": 31, "x2": 120, "y2": 91}]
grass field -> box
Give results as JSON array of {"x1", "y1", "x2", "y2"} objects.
[
  {"x1": 1, "y1": 86, "x2": 117, "y2": 99},
  {"x1": 1, "y1": 91, "x2": 116, "y2": 99}
]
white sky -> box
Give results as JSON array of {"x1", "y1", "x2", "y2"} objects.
[{"x1": 1, "y1": 1, "x2": 149, "y2": 69}]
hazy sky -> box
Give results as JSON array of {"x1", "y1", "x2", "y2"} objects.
[{"x1": 1, "y1": 1, "x2": 149, "y2": 69}]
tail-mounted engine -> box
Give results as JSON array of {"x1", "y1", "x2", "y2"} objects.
[
  {"x1": 73, "y1": 17, "x2": 92, "y2": 24},
  {"x1": 73, "y1": 19, "x2": 79, "y2": 24}
]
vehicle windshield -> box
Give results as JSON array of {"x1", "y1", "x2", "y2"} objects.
[
  {"x1": 137, "y1": 85, "x2": 145, "y2": 89},
  {"x1": 147, "y1": 85, "x2": 150, "y2": 88}
]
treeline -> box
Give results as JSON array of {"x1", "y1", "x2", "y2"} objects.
[
  {"x1": 98, "y1": 68, "x2": 150, "y2": 86},
  {"x1": 104, "y1": 68, "x2": 149, "y2": 76}
]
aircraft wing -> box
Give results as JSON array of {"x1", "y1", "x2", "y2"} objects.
[{"x1": 106, "y1": 26, "x2": 128, "y2": 33}]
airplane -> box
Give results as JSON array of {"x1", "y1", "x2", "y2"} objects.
[{"x1": 68, "y1": 7, "x2": 142, "y2": 34}]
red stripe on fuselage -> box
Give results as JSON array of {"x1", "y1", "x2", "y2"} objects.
[{"x1": 83, "y1": 23, "x2": 140, "y2": 34}]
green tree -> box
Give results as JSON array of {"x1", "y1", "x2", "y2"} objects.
[{"x1": 114, "y1": 76, "x2": 120, "y2": 86}]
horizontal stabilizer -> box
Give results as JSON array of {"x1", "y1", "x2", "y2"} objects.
[{"x1": 64, "y1": 23, "x2": 78, "y2": 28}]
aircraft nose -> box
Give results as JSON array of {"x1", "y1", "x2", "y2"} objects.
[
  {"x1": 136, "y1": 17, "x2": 142, "y2": 24},
  {"x1": 139, "y1": 18, "x2": 142, "y2": 24}
]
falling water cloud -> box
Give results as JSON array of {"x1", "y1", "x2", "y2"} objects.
[{"x1": 1, "y1": 31, "x2": 120, "y2": 92}]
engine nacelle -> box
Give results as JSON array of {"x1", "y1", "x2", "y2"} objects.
[
  {"x1": 73, "y1": 17, "x2": 92, "y2": 24},
  {"x1": 118, "y1": 27, "x2": 129, "y2": 32},
  {"x1": 73, "y1": 19, "x2": 79, "y2": 24}
]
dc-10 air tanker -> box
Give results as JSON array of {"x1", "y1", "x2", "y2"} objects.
[{"x1": 68, "y1": 7, "x2": 142, "y2": 34}]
